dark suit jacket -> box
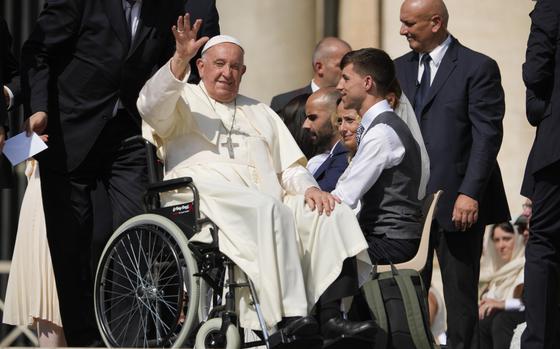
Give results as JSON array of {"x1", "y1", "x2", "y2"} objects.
[
  {"x1": 22, "y1": 0, "x2": 217, "y2": 171},
  {"x1": 313, "y1": 141, "x2": 349, "y2": 193},
  {"x1": 395, "y1": 37, "x2": 510, "y2": 231},
  {"x1": 270, "y1": 84, "x2": 312, "y2": 113},
  {"x1": 0, "y1": 16, "x2": 21, "y2": 189},
  {"x1": 522, "y1": 0, "x2": 560, "y2": 197}
]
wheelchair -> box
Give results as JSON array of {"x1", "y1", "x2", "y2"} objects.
[{"x1": 93, "y1": 137, "x2": 319, "y2": 349}]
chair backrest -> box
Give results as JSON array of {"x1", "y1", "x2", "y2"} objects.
[{"x1": 377, "y1": 190, "x2": 443, "y2": 273}]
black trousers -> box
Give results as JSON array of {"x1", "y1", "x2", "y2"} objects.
[
  {"x1": 366, "y1": 234, "x2": 420, "y2": 265},
  {"x1": 422, "y1": 220, "x2": 485, "y2": 349},
  {"x1": 522, "y1": 161, "x2": 560, "y2": 349},
  {"x1": 40, "y1": 113, "x2": 147, "y2": 346},
  {"x1": 479, "y1": 310, "x2": 525, "y2": 349}
]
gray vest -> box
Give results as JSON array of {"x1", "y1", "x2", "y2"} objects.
[{"x1": 358, "y1": 111, "x2": 422, "y2": 240}]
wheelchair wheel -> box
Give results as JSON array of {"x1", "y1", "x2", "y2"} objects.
[
  {"x1": 195, "y1": 318, "x2": 241, "y2": 349},
  {"x1": 94, "y1": 214, "x2": 200, "y2": 348}
]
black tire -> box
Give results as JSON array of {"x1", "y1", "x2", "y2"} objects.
[{"x1": 94, "y1": 214, "x2": 200, "y2": 347}]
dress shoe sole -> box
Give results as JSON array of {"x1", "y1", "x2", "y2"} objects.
[{"x1": 323, "y1": 334, "x2": 376, "y2": 349}]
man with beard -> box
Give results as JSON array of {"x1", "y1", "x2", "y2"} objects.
[{"x1": 304, "y1": 87, "x2": 348, "y2": 192}]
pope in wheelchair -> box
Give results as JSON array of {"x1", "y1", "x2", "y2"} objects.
[{"x1": 94, "y1": 16, "x2": 377, "y2": 349}]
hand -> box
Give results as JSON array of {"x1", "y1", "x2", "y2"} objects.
[
  {"x1": 452, "y1": 193, "x2": 479, "y2": 231},
  {"x1": 0, "y1": 125, "x2": 5, "y2": 152},
  {"x1": 478, "y1": 298, "x2": 505, "y2": 319},
  {"x1": 304, "y1": 186, "x2": 341, "y2": 216},
  {"x1": 24, "y1": 111, "x2": 48, "y2": 136},
  {"x1": 170, "y1": 13, "x2": 209, "y2": 79}
]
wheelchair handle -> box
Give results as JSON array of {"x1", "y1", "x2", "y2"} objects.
[{"x1": 121, "y1": 135, "x2": 161, "y2": 184}]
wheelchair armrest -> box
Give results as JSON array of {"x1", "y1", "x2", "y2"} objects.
[{"x1": 146, "y1": 177, "x2": 193, "y2": 194}]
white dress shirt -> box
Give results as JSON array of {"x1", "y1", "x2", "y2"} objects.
[
  {"x1": 332, "y1": 100, "x2": 405, "y2": 209},
  {"x1": 417, "y1": 35, "x2": 452, "y2": 85},
  {"x1": 307, "y1": 140, "x2": 342, "y2": 175},
  {"x1": 310, "y1": 79, "x2": 320, "y2": 93},
  {"x1": 307, "y1": 152, "x2": 329, "y2": 175}
]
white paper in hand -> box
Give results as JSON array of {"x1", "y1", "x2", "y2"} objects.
[{"x1": 2, "y1": 132, "x2": 48, "y2": 166}]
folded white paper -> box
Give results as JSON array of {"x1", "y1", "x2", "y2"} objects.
[{"x1": 2, "y1": 132, "x2": 48, "y2": 166}]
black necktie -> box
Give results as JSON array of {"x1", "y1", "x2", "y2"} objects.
[
  {"x1": 414, "y1": 54, "x2": 432, "y2": 121},
  {"x1": 124, "y1": 0, "x2": 136, "y2": 39}
]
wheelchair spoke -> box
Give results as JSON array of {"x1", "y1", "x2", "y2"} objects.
[
  {"x1": 110, "y1": 297, "x2": 140, "y2": 343},
  {"x1": 123, "y1": 235, "x2": 145, "y2": 287},
  {"x1": 102, "y1": 291, "x2": 135, "y2": 314},
  {"x1": 115, "y1": 241, "x2": 144, "y2": 289},
  {"x1": 97, "y1": 222, "x2": 191, "y2": 348},
  {"x1": 137, "y1": 229, "x2": 157, "y2": 287}
]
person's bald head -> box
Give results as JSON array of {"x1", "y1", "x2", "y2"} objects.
[
  {"x1": 400, "y1": 0, "x2": 449, "y2": 53},
  {"x1": 303, "y1": 87, "x2": 341, "y2": 150},
  {"x1": 312, "y1": 37, "x2": 352, "y2": 88}
]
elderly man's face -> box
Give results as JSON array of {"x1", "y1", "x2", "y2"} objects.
[
  {"x1": 399, "y1": 1, "x2": 438, "y2": 53},
  {"x1": 303, "y1": 96, "x2": 336, "y2": 150},
  {"x1": 197, "y1": 43, "x2": 246, "y2": 103}
]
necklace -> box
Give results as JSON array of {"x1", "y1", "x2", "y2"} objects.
[{"x1": 199, "y1": 85, "x2": 238, "y2": 159}]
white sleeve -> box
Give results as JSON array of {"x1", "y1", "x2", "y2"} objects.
[
  {"x1": 137, "y1": 60, "x2": 190, "y2": 139},
  {"x1": 331, "y1": 124, "x2": 405, "y2": 209},
  {"x1": 281, "y1": 164, "x2": 319, "y2": 195},
  {"x1": 505, "y1": 298, "x2": 525, "y2": 312}
]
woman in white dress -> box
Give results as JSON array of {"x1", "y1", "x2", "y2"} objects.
[{"x1": 2, "y1": 159, "x2": 66, "y2": 347}]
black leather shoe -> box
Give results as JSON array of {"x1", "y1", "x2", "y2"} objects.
[
  {"x1": 280, "y1": 316, "x2": 320, "y2": 337},
  {"x1": 322, "y1": 317, "x2": 377, "y2": 341},
  {"x1": 269, "y1": 316, "x2": 321, "y2": 349}
]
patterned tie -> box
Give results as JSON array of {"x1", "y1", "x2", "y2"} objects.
[
  {"x1": 124, "y1": 0, "x2": 137, "y2": 39},
  {"x1": 355, "y1": 124, "x2": 365, "y2": 147},
  {"x1": 414, "y1": 54, "x2": 432, "y2": 121}
]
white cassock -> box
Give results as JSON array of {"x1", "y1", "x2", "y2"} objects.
[{"x1": 138, "y1": 61, "x2": 371, "y2": 330}]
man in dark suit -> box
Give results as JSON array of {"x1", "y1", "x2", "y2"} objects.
[
  {"x1": 304, "y1": 87, "x2": 348, "y2": 192},
  {"x1": 0, "y1": 16, "x2": 20, "y2": 189},
  {"x1": 270, "y1": 37, "x2": 351, "y2": 113},
  {"x1": 394, "y1": 1, "x2": 509, "y2": 347},
  {"x1": 21, "y1": 0, "x2": 219, "y2": 345},
  {"x1": 522, "y1": 0, "x2": 560, "y2": 347}
]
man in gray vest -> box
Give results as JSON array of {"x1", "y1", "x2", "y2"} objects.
[{"x1": 333, "y1": 48, "x2": 423, "y2": 264}]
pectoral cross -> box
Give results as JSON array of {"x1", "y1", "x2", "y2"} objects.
[{"x1": 222, "y1": 135, "x2": 239, "y2": 159}]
